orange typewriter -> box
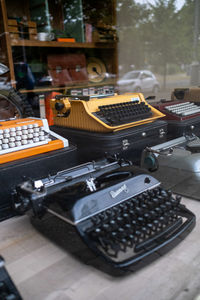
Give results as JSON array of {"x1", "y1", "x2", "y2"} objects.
[
  {"x1": 0, "y1": 117, "x2": 68, "y2": 164},
  {"x1": 50, "y1": 93, "x2": 165, "y2": 133}
]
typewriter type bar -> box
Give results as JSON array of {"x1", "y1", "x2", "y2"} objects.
[
  {"x1": 50, "y1": 93, "x2": 165, "y2": 132},
  {"x1": 0, "y1": 117, "x2": 68, "y2": 164},
  {"x1": 14, "y1": 163, "x2": 195, "y2": 270}
]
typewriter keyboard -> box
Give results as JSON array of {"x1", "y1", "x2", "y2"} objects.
[
  {"x1": 95, "y1": 101, "x2": 152, "y2": 125},
  {"x1": 0, "y1": 117, "x2": 68, "y2": 164},
  {"x1": 77, "y1": 186, "x2": 195, "y2": 267},
  {"x1": 0, "y1": 123, "x2": 51, "y2": 155},
  {"x1": 165, "y1": 102, "x2": 200, "y2": 116}
]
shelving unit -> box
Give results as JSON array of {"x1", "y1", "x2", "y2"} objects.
[{"x1": 0, "y1": 0, "x2": 117, "y2": 94}]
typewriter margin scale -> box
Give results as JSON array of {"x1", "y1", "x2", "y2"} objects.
[{"x1": 12, "y1": 158, "x2": 196, "y2": 271}]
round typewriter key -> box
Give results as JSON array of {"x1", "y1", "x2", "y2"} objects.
[
  {"x1": 157, "y1": 195, "x2": 164, "y2": 204},
  {"x1": 147, "y1": 223, "x2": 154, "y2": 232},
  {"x1": 39, "y1": 136, "x2": 45, "y2": 141},
  {"x1": 2, "y1": 138, "x2": 9, "y2": 144},
  {"x1": 16, "y1": 126, "x2": 21, "y2": 131},
  {"x1": 28, "y1": 140, "x2": 34, "y2": 144},
  {"x1": 10, "y1": 132, "x2": 16, "y2": 137},
  {"x1": 34, "y1": 127, "x2": 40, "y2": 132},
  {"x1": 160, "y1": 204, "x2": 167, "y2": 212},
  {"x1": 135, "y1": 230, "x2": 142, "y2": 240},
  {"x1": 135, "y1": 207, "x2": 143, "y2": 216},
  {"x1": 0, "y1": 140, "x2": 2, "y2": 144},
  {"x1": 3, "y1": 133, "x2": 10, "y2": 138},
  {"x1": 22, "y1": 125, "x2": 27, "y2": 130},
  {"x1": 111, "y1": 232, "x2": 117, "y2": 240},
  {"x1": 102, "y1": 224, "x2": 110, "y2": 232},
  {"x1": 22, "y1": 129, "x2": 28, "y2": 135},
  {"x1": 15, "y1": 136, "x2": 21, "y2": 141},
  {"x1": 28, "y1": 124, "x2": 33, "y2": 129},
  {"x1": 132, "y1": 198, "x2": 139, "y2": 206},
  {"x1": 153, "y1": 219, "x2": 159, "y2": 228},
  {"x1": 15, "y1": 141, "x2": 21, "y2": 146},
  {"x1": 16, "y1": 131, "x2": 22, "y2": 136},
  {"x1": 138, "y1": 214, "x2": 145, "y2": 222},
  {"x1": 9, "y1": 137, "x2": 15, "y2": 142},
  {"x1": 155, "y1": 207, "x2": 162, "y2": 216},
  {"x1": 22, "y1": 135, "x2": 28, "y2": 140},
  {"x1": 0, "y1": 130, "x2": 3, "y2": 134},
  {"x1": 123, "y1": 213, "x2": 130, "y2": 221},
  {"x1": 116, "y1": 216, "x2": 124, "y2": 225},
  {"x1": 28, "y1": 128, "x2": 34, "y2": 134},
  {"x1": 2, "y1": 144, "x2": 8, "y2": 149},
  {"x1": 141, "y1": 226, "x2": 148, "y2": 235},
  {"x1": 131, "y1": 219, "x2": 137, "y2": 227},
  {"x1": 39, "y1": 131, "x2": 45, "y2": 136},
  {"x1": 94, "y1": 228, "x2": 102, "y2": 236},
  {"x1": 109, "y1": 220, "x2": 117, "y2": 229},
  {"x1": 22, "y1": 140, "x2": 28, "y2": 145},
  {"x1": 4, "y1": 128, "x2": 10, "y2": 133},
  {"x1": 141, "y1": 203, "x2": 148, "y2": 210},
  {"x1": 0, "y1": 135, "x2": 3, "y2": 139},
  {"x1": 165, "y1": 201, "x2": 172, "y2": 209},
  {"x1": 159, "y1": 216, "x2": 168, "y2": 227},
  {"x1": 127, "y1": 234, "x2": 135, "y2": 245},
  {"x1": 118, "y1": 227, "x2": 125, "y2": 237},
  {"x1": 33, "y1": 137, "x2": 39, "y2": 143},
  {"x1": 9, "y1": 142, "x2": 15, "y2": 148},
  {"x1": 124, "y1": 223, "x2": 132, "y2": 231},
  {"x1": 152, "y1": 198, "x2": 159, "y2": 206},
  {"x1": 167, "y1": 190, "x2": 173, "y2": 196}
]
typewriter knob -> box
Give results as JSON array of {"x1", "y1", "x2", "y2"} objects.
[
  {"x1": 190, "y1": 125, "x2": 195, "y2": 130},
  {"x1": 55, "y1": 102, "x2": 64, "y2": 111}
]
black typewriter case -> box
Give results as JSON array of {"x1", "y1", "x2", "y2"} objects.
[
  {"x1": 0, "y1": 144, "x2": 78, "y2": 221},
  {"x1": 166, "y1": 117, "x2": 200, "y2": 139},
  {"x1": 51, "y1": 120, "x2": 167, "y2": 164}
]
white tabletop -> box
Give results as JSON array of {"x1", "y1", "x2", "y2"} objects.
[{"x1": 0, "y1": 197, "x2": 199, "y2": 300}]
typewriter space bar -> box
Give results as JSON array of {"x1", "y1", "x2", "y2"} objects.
[{"x1": 135, "y1": 217, "x2": 183, "y2": 253}]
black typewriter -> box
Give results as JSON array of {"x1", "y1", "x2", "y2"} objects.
[
  {"x1": 0, "y1": 256, "x2": 22, "y2": 300},
  {"x1": 13, "y1": 159, "x2": 195, "y2": 270}
]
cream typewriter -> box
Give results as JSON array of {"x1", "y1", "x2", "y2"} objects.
[
  {"x1": 0, "y1": 117, "x2": 68, "y2": 164},
  {"x1": 50, "y1": 93, "x2": 165, "y2": 133}
]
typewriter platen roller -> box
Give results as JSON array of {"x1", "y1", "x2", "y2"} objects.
[
  {"x1": 13, "y1": 159, "x2": 195, "y2": 270},
  {"x1": 50, "y1": 93, "x2": 165, "y2": 132}
]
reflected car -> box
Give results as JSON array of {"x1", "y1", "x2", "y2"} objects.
[{"x1": 117, "y1": 70, "x2": 160, "y2": 93}]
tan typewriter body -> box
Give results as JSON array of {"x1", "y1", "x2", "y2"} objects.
[{"x1": 51, "y1": 93, "x2": 165, "y2": 133}]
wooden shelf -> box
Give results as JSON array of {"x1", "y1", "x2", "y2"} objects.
[
  {"x1": 19, "y1": 79, "x2": 116, "y2": 93},
  {"x1": 10, "y1": 39, "x2": 116, "y2": 49}
]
